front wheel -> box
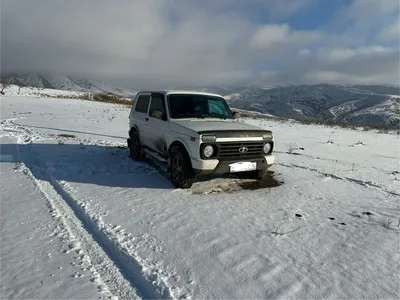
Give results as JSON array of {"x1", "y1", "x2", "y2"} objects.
[
  {"x1": 254, "y1": 168, "x2": 268, "y2": 180},
  {"x1": 243, "y1": 168, "x2": 268, "y2": 180},
  {"x1": 169, "y1": 145, "x2": 195, "y2": 189}
]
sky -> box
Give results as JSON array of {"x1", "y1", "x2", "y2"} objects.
[{"x1": 1, "y1": 0, "x2": 399, "y2": 89}]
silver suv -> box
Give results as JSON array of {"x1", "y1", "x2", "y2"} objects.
[{"x1": 128, "y1": 90, "x2": 275, "y2": 188}]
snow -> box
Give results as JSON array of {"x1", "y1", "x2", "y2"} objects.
[
  {"x1": 0, "y1": 144, "x2": 104, "y2": 299},
  {"x1": 3, "y1": 84, "x2": 86, "y2": 99},
  {"x1": 4, "y1": 73, "x2": 137, "y2": 97},
  {"x1": 1, "y1": 94, "x2": 400, "y2": 299},
  {"x1": 223, "y1": 93, "x2": 241, "y2": 100},
  {"x1": 293, "y1": 108, "x2": 304, "y2": 115}
]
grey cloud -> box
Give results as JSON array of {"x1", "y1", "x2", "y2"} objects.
[
  {"x1": 1, "y1": 0, "x2": 399, "y2": 89},
  {"x1": 1, "y1": 0, "x2": 256, "y2": 87},
  {"x1": 258, "y1": 47, "x2": 400, "y2": 85}
]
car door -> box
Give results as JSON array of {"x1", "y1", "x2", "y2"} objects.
[
  {"x1": 146, "y1": 92, "x2": 169, "y2": 156},
  {"x1": 132, "y1": 93, "x2": 151, "y2": 147}
]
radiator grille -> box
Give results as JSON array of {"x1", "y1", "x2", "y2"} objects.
[{"x1": 218, "y1": 141, "x2": 265, "y2": 159}]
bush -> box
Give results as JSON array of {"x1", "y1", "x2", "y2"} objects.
[
  {"x1": 92, "y1": 93, "x2": 132, "y2": 105},
  {"x1": 52, "y1": 92, "x2": 132, "y2": 106}
]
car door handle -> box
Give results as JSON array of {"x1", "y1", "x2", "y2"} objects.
[{"x1": 145, "y1": 117, "x2": 149, "y2": 121}]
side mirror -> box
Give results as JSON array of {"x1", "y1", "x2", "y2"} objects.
[{"x1": 233, "y1": 111, "x2": 241, "y2": 119}]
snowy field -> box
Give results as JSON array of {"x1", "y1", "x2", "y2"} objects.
[{"x1": 1, "y1": 95, "x2": 399, "y2": 299}]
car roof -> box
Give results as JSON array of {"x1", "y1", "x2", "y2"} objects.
[{"x1": 136, "y1": 90, "x2": 223, "y2": 98}]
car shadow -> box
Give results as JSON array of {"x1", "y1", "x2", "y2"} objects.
[{"x1": 0, "y1": 142, "x2": 174, "y2": 189}]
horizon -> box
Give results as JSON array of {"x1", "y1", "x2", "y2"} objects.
[
  {"x1": 2, "y1": 71, "x2": 400, "y2": 92},
  {"x1": 1, "y1": 0, "x2": 399, "y2": 89}
]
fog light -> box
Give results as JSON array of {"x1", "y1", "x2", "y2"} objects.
[
  {"x1": 203, "y1": 145, "x2": 214, "y2": 158},
  {"x1": 263, "y1": 143, "x2": 271, "y2": 154}
]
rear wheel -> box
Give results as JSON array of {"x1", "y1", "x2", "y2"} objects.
[
  {"x1": 169, "y1": 145, "x2": 195, "y2": 189},
  {"x1": 129, "y1": 131, "x2": 145, "y2": 161}
]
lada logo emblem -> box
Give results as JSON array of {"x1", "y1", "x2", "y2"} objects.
[{"x1": 238, "y1": 147, "x2": 248, "y2": 153}]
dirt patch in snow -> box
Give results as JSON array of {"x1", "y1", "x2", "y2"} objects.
[
  {"x1": 238, "y1": 171, "x2": 283, "y2": 190},
  {"x1": 191, "y1": 171, "x2": 283, "y2": 195}
]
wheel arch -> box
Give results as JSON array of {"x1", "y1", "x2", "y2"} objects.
[
  {"x1": 168, "y1": 140, "x2": 192, "y2": 168},
  {"x1": 129, "y1": 125, "x2": 140, "y2": 137}
]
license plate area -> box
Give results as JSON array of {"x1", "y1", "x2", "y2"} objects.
[{"x1": 229, "y1": 161, "x2": 257, "y2": 173}]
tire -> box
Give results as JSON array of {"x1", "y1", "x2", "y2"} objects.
[
  {"x1": 254, "y1": 168, "x2": 268, "y2": 180},
  {"x1": 169, "y1": 145, "x2": 195, "y2": 189},
  {"x1": 129, "y1": 131, "x2": 145, "y2": 161},
  {"x1": 244, "y1": 168, "x2": 268, "y2": 180}
]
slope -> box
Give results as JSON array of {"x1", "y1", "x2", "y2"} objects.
[
  {"x1": 3, "y1": 72, "x2": 136, "y2": 97},
  {"x1": 209, "y1": 84, "x2": 400, "y2": 128}
]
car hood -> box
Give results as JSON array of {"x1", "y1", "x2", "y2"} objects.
[{"x1": 170, "y1": 119, "x2": 267, "y2": 134}]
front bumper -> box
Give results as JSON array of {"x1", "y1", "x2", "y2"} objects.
[{"x1": 191, "y1": 154, "x2": 275, "y2": 175}]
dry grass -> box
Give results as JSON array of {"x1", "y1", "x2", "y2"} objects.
[
  {"x1": 37, "y1": 92, "x2": 133, "y2": 107},
  {"x1": 57, "y1": 133, "x2": 76, "y2": 138}
]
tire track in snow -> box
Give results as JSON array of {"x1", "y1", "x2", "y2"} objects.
[
  {"x1": 278, "y1": 163, "x2": 400, "y2": 196},
  {"x1": 56, "y1": 183, "x2": 190, "y2": 300},
  {"x1": 47, "y1": 177, "x2": 174, "y2": 299},
  {"x1": 2, "y1": 118, "x2": 127, "y2": 148},
  {"x1": 4, "y1": 119, "x2": 179, "y2": 300},
  {"x1": 13, "y1": 153, "x2": 139, "y2": 300}
]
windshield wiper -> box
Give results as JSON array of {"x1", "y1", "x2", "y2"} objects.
[
  {"x1": 202, "y1": 113, "x2": 227, "y2": 120},
  {"x1": 175, "y1": 113, "x2": 204, "y2": 119}
]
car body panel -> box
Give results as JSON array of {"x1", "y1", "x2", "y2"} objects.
[{"x1": 169, "y1": 119, "x2": 267, "y2": 133}]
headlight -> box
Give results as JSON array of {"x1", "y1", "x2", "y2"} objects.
[
  {"x1": 263, "y1": 133, "x2": 273, "y2": 140},
  {"x1": 203, "y1": 145, "x2": 214, "y2": 158},
  {"x1": 201, "y1": 135, "x2": 216, "y2": 142},
  {"x1": 263, "y1": 143, "x2": 272, "y2": 154}
]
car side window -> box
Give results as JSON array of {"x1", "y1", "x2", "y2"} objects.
[
  {"x1": 149, "y1": 93, "x2": 166, "y2": 119},
  {"x1": 135, "y1": 95, "x2": 150, "y2": 113}
]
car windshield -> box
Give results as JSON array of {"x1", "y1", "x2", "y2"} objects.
[{"x1": 167, "y1": 94, "x2": 234, "y2": 119}]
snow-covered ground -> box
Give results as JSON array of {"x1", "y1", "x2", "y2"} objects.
[
  {"x1": 2, "y1": 84, "x2": 87, "y2": 99},
  {"x1": 3, "y1": 73, "x2": 137, "y2": 97},
  {"x1": 1, "y1": 95, "x2": 399, "y2": 299}
]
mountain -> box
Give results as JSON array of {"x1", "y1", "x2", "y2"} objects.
[
  {"x1": 203, "y1": 84, "x2": 400, "y2": 129},
  {"x1": 2, "y1": 73, "x2": 399, "y2": 128},
  {"x1": 2, "y1": 72, "x2": 136, "y2": 97}
]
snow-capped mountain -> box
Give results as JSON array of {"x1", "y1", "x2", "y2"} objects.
[
  {"x1": 3, "y1": 73, "x2": 136, "y2": 97},
  {"x1": 204, "y1": 84, "x2": 400, "y2": 129},
  {"x1": 2, "y1": 73, "x2": 399, "y2": 128}
]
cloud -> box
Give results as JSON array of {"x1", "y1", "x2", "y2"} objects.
[
  {"x1": 379, "y1": 19, "x2": 400, "y2": 41},
  {"x1": 316, "y1": 46, "x2": 395, "y2": 63},
  {"x1": 0, "y1": 0, "x2": 256, "y2": 87},
  {"x1": 331, "y1": 0, "x2": 399, "y2": 41},
  {"x1": 250, "y1": 24, "x2": 322, "y2": 51},
  {"x1": 1, "y1": 0, "x2": 399, "y2": 88},
  {"x1": 261, "y1": 0, "x2": 313, "y2": 20},
  {"x1": 259, "y1": 45, "x2": 399, "y2": 85}
]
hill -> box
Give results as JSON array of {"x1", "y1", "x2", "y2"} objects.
[
  {"x1": 2, "y1": 72, "x2": 136, "y2": 97},
  {"x1": 2, "y1": 73, "x2": 399, "y2": 128},
  {"x1": 204, "y1": 84, "x2": 400, "y2": 128}
]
